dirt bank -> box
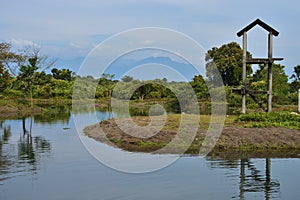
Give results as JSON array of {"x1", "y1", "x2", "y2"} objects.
[{"x1": 84, "y1": 115, "x2": 300, "y2": 156}]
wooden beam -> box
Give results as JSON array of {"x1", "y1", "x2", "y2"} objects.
[
  {"x1": 248, "y1": 90, "x2": 268, "y2": 94},
  {"x1": 249, "y1": 93, "x2": 266, "y2": 111},
  {"x1": 231, "y1": 88, "x2": 243, "y2": 94},
  {"x1": 231, "y1": 88, "x2": 267, "y2": 95},
  {"x1": 246, "y1": 58, "x2": 283, "y2": 64}
]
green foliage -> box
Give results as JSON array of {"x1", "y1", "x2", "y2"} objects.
[
  {"x1": 290, "y1": 65, "x2": 300, "y2": 92},
  {"x1": 50, "y1": 78, "x2": 73, "y2": 98},
  {"x1": 250, "y1": 64, "x2": 290, "y2": 105},
  {"x1": 101, "y1": 73, "x2": 115, "y2": 80},
  {"x1": 121, "y1": 75, "x2": 133, "y2": 82},
  {"x1": 17, "y1": 56, "x2": 39, "y2": 98},
  {"x1": 288, "y1": 91, "x2": 298, "y2": 104},
  {"x1": 0, "y1": 63, "x2": 11, "y2": 92},
  {"x1": 112, "y1": 79, "x2": 173, "y2": 100},
  {"x1": 224, "y1": 86, "x2": 241, "y2": 114},
  {"x1": 0, "y1": 42, "x2": 24, "y2": 75},
  {"x1": 236, "y1": 112, "x2": 300, "y2": 129},
  {"x1": 290, "y1": 65, "x2": 300, "y2": 82},
  {"x1": 72, "y1": 76, "x2": 97, "y2": 99},
  {"x1": 206, "y1": 42, "x2": 252, "y2": 86},
  {"x1": 51, "y1": 68, "x2": 73, "y2": 81},
  {"x1": 0, "y1": 42, "x2": 24, "y2": 92},
  {"x1": 190, "y1": 75, "x2": 209, "y2": 99}
]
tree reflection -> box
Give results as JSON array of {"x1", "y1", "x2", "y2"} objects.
[
  {"x1": 0, "y1": 121, "x2": 12, "y2": 181},
  {"x1": 1, "y1": 103, "x2": 70, "y2": 183},
  {"x1": 18, "y1": 118, "x2": 51, "y2": 168},
  {"x1": 18, "y1": 134, "x2": 51, "y2": 168},
  {"x1": 34, "y1": 104, "x2": 71, "y2": 125},
  {"x1": 0, "y1": 118, "x2": 51, "y2": 183},
  {"x1": 0, "y1": 121, "x2": 11, "y2": 142},
  {"x1": 18, "y1": 133, "x2": 35, "y2": 165}
]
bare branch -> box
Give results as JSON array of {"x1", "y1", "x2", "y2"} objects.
[{"x1": 21, "y1": 44, "x2": 56, "y2": 71}]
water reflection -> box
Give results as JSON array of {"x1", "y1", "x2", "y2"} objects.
[
  {"x1": 73, "y1": 100, "x2": 179, "y2": 117},
  {"x1": 18, "y1": 134, "x2": 51, "y2": 168},
  {"x1": 1, "y1": 103, "x2": 72, "y2": 183},
  {"x1": 34, "y1": 104, "x2": 71, "y2": 124},
  {"x1": 0, "y1": 121, "x2": 12, "y2": 182},
  {"x1": 0, "y1": 119, "x2": 51, "y2": 183},
  {"x1": 207, "y1": 157, "x2": 280, "y2": 199},
  {"x1": 0, "y1": 106, "x2": 296, "y2": 199}
]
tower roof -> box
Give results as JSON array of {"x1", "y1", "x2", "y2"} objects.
[{"x1": 237, "y1": 18, "x2": 279, "y2": 37}]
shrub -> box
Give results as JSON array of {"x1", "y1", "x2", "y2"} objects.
[{"x1": 236, "y1": 111, "x2": 300, "y2": 129}]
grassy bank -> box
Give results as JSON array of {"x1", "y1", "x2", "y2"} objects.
[
  {"x1": 84, "y1": 112, "x2": 300, "y2": 155},
  {"x1": 0, "y1": 98, "x2": 110, "y2": 118}
]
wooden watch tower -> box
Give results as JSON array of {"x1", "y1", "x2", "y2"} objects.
[{"x1": 236, "y1": 19, "x2": 283, "y2": 114}]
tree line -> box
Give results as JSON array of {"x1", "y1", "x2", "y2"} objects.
[{"x1": 0, "y1": 42, "x2": 299, "y2": 110}]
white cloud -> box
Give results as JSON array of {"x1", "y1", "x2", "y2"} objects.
[
  {"x1": 69, "y1": 42, "x2": 81, "y2": 49},
  {"x1": 140, "y1": 40, "x2": 154, "y2": 45},
  {"x1": 10, "y1": 39, "x2": 40, "y2": 48}
]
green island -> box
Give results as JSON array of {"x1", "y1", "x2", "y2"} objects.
[
  {"x1": 1, "y1": 42, "x2": 300, "y2": 157},
  {"x1": 84, "y1": 106, "x2": 300, "y2": 157}
]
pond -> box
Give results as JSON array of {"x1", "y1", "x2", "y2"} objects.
[{"x1": 0, "y1": 107, "x2": 299, "y2": 200}]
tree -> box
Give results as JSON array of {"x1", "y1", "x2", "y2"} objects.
[
  {"x1": 0, "y1": 42, "x2": 24, "y2": 76},
  {"x1": 134, "y1": 82, "x2": 152, "y2": 100},
  {"x1": 190, "y1": 75, "x2": 209, "y2": 99},
  {"x1": 51, "y1": 68, "x2": 73, "y2": 81},
  {"x1": 33, "y1": 71, "x2": 53, "y2": 98},
  {"x1": 16, "y1": 45, "x2": 55, "y2": 100},
  {"x1": 17, "y1": 56, "x2": 39, "y2": 102},
  {"x1": 290, "y1": 65, "x2": 300, "y2": 92},
  {"x1": 290, "y1": 65, "x2": 300, "y2": 81},
  {"x1": 97, "y1": 73, "x2": 116, "y2": 98},
  {"x1": 121, "y1": 75, "x2": 133, "y2": 82},
  {"x1": 206, "y1": 42, "x2": 252, "y2": 86},
  {"x1": 0, "y1": 42, "x2": 24, "y2": 92},
  {"x1": 250, "y1": 64, "x2": 290, "y2": 104},
  {"x1": 101, "y1": 73, "x2": 115, "y2": 80},
  {"x1": 0, "y1": 63, "x2": 11, "y2": 92}
]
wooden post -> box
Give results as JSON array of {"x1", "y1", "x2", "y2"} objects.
[
  {"x1": 242, "y1": 32, "x2": 247, "y2": 114},
  {"x1": 267, "y1": 33, "x2": 273, "y2": 113},
  {"x1": 298, "y1": 89, "x2": 300, "y2": 113}
]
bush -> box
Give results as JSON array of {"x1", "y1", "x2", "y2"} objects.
[{"x1": 236, "y1": 112, "x2": 300, "y2": 129}]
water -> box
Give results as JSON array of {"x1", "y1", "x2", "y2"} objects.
[{"x1": 0, "y1": 109, "x2": 299, "y2": 200}]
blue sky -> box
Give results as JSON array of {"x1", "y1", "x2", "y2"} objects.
[{"x1": 1, "y1": 0, "x2": 299, "y2": 79}]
